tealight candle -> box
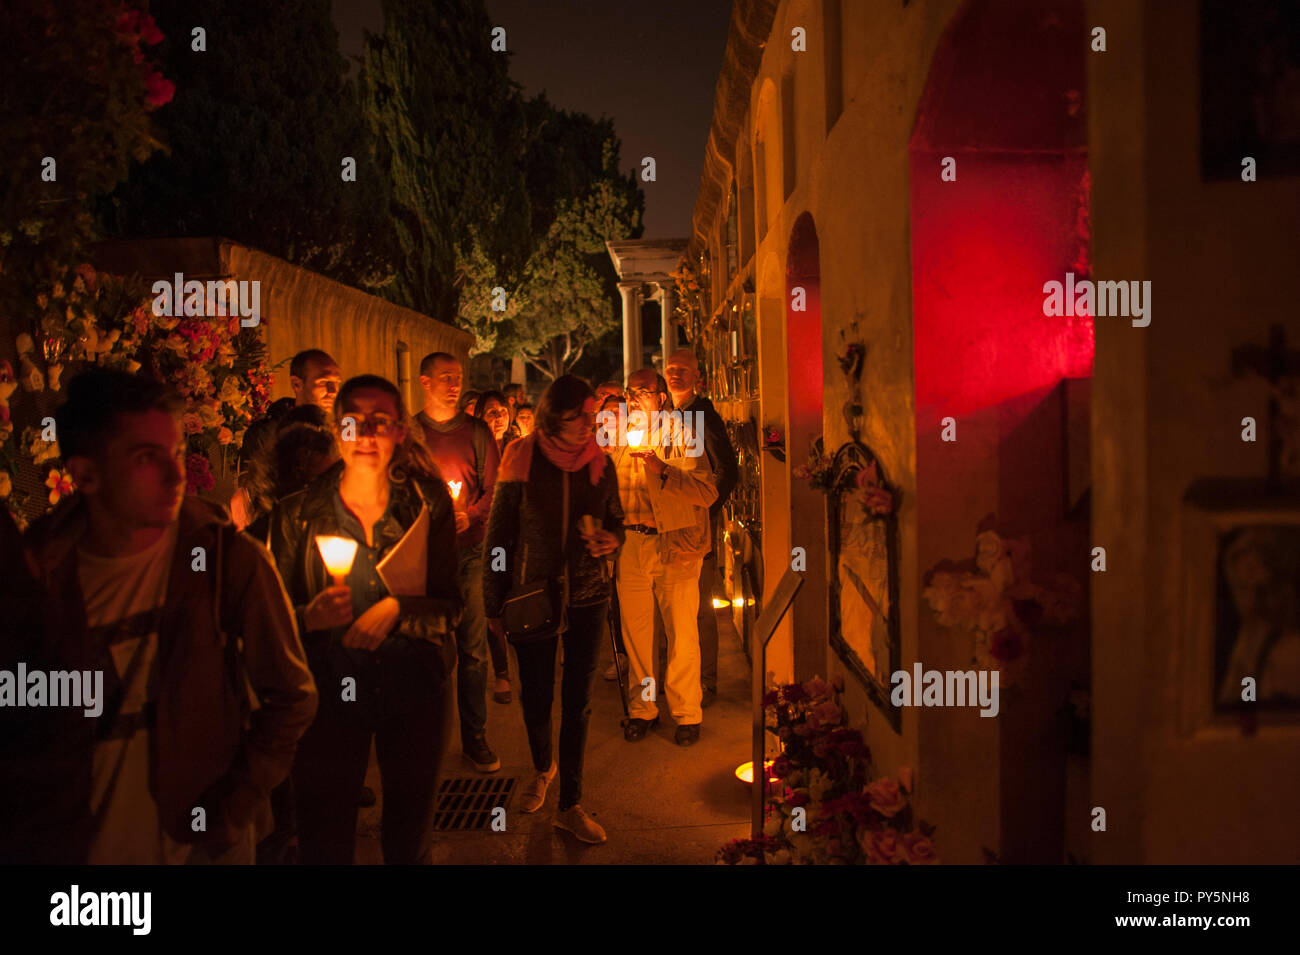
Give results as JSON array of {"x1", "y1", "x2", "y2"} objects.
[{"x1": 315, "y1": 535, "x2": 358, "y2": 585}]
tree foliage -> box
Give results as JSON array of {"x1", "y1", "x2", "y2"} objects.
[
  {"x1": 98, "y1": 0, "x2": 394, "y2": 291},
  {"x1": 359, "y1": 0, "x2": 529, "y2": 322},
  {"x1": 1, "y1": 0, "x2": 171, "y2": 317}
]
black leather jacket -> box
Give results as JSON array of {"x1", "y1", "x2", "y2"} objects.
[
  {"x1": 267, "y1": 462, "x2": 463, "y2": 645},
  {"x1": 482, "y1": 444, "x2": 625, "y2": 618}
]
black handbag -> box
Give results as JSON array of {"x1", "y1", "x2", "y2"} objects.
[{"x1": 502, "y1": 467, "x2": 570, "y2": 644}]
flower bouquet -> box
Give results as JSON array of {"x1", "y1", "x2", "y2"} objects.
[
  {"x1": 922, "y1": 530, "x2": 1082, "y2": 686},
  {"x1": 718, "y1": 675, "x2": 938, "y2": 864}
]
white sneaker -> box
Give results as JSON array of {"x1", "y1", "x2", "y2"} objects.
[
  {"x1": 554, "y1": 805, "x2": 607, "y2": 844},
  {"x1": 603, "y1": 654, "x2": 628, "y2": 681}
]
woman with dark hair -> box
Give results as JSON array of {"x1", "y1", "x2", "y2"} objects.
[
  {"x1": 459, "y1": 390, "x2": 481, "y2": 418},
  {"x1": 244, "y1": 406, "x2": 339, "y2": 546},
  {"x1": 483, "y1": 375, "x2": 624, "y2": 844},
  {"x1": 475, "y1": 389, "x2": 512, "y2": 455},
  {"x1": 269, "y1": 374, "x2": 461, "y2": 864},
  {"x1": 230, "y1": 396, "x2": 296, "y2": 529}
]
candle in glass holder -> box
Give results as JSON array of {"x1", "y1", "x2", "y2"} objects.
[{"x1": 315, "y1": 535, "x2": 358, "y2": 585}]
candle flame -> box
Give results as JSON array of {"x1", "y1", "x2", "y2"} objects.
[
  {"x1": 315, "y1": 535, "x2": 358, "y2": 578},
  {"x1": 447, "y1": 480, "x2": 463, "y2": 500}
]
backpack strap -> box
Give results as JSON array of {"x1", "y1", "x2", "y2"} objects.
[{"x1": 213, "y1": 524, "x2": 260, "y2": 726}]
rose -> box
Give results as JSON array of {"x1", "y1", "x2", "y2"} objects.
[
  {"x1": 0, "y1": 472, "x2": 11, "y2": 499},
  {"x1": 186, "y1": 453, "x2": 215, "y2": 493},
  {"x1": 181, "y1": 413, "x2": 204, "y2": 436},
  {"x1": 197, "y1": 401, "x2": 224, "y2": 429},
  {"x1": 862, "y1": 828, "x2": 902, "y2": 864},
  {"x1": 217, "y1": 427, "x2": 234, "y2": 445},
  {"x1": 809, "y1": 700, "x2": 842, "y2": 730},
  {"x1": 864, "y1": 778, "x2": 907, "y2": 818},
  {"x1": 899, "y1": 831, "x2": 939, "y2": 865},
  {"x1": 804, "y1": 677, "x2": 832, "y2": 700}
]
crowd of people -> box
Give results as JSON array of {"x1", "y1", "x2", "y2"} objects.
[{"x1": 0, "y1": 345, "x2": 737, "y2": 865}]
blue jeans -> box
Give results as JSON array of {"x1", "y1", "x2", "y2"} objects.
[{"x1": 456, "y1": 550, "x2": 490, "y2": 749}]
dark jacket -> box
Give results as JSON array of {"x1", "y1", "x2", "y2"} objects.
[
  {"x1": 266, "y1": 462, "x2": 462, "y2": 720},
  {"x1": 482, "y1": 444, "x2": 625, "y2": 618},
  {"x1": 680, "y1": 394, "x2": 738, "y2": 522},
  {"x1": 268, "y1": 461, "x2": 462, "y2": 643},
  {"x1": 13, "y1": 494, "x2": 318, "y2": 862}
]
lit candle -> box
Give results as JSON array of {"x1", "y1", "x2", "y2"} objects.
[
  {"x1": 627, "y1": 429, "x2": 645, "y2": 448},
  {"x1": 315, "y1": 535, "x2": 358, "y2": 585},
  {"x1": 735, "y1": 760, "x2": 777, "y2": 784},
  {"x1": 447, "y1": 480, "x2": 463, "y2": 504}
]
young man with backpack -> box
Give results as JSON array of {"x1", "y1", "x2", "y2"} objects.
[
  {"x1": 416, "y1": 352, "x2": 505, "y2": 772},
  {"x1": 17, "y1": 369, "x2": 317, "y2": 863}
]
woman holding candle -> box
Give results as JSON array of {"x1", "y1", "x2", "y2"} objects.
[
  {"x1": 483, "y1": 375, "x2": 624, "y2": 844},
  {"x1": 268, "y1": 374, "x2": 462, "y2": 865}
]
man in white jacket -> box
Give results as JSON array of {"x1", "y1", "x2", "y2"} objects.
[{"x1": 610, "y1": 369, "x2": 718, "y2": 745}]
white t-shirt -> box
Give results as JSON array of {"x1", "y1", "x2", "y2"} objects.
[{"x1": 78, "y1": 523, "x2": 189, "y2": 865}]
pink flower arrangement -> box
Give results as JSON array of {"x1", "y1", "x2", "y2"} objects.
[
  {"x1": 114, "y1": 5, "x2": 173, "y2": 108},
  {"x1": 721, "y1": 676, "x2": 938, "y2": 865}
]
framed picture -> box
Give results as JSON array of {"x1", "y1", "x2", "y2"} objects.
[
  {"x1": 1179, "y1": 480, "x2": 1300, "y2": 737},
  {"x1": 827, "y1": 440, "x2": 902, "y2": 732}
]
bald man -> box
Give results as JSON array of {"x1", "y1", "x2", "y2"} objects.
[
  {"x1": 664, "y1": 348, "x2": 738, "y2": 707},
  {"x1": 610, "y1": 368, "x2": 719, "y2": 744}
]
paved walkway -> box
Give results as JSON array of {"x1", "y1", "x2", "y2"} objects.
[{"x1": 356, "y1": 608, "x2": 753, "y2": 864}]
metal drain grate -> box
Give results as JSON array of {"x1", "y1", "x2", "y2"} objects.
[{"x1": 433, "y1": 776, "x2": 517, "y2": 831}]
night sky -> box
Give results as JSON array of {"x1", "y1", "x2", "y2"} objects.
[{"x1": 332, "y1": 0, "x2": 734, "y2": 239}]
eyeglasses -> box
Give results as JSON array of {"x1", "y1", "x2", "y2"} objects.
[
  {"x1": 627, "y1": 387, "x2": 659, "y2": 400},
  {"x1": 344, "y1": 414, "x2": 399, "y2": 437}
]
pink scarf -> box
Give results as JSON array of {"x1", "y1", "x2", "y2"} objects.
[{"x1": 498, "y1": 430, "x2": 605, "y2": 486}]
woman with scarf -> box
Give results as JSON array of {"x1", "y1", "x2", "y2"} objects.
[{"x1": 483, "y1": 375, "x2": 624, "y2": 844}]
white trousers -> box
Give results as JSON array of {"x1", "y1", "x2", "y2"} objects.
[{"x1": 617, "y1": 531, "x2": 703, "y2": 725}]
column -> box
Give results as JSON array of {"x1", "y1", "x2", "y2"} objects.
[
  {"x1": 619, "y1": 281, "x2": 642, "y2": 382},
  {"x1": 659, "y1": 283, "x2": 676, "y2": 357}
]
